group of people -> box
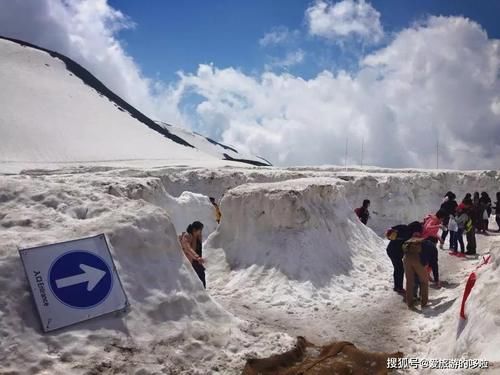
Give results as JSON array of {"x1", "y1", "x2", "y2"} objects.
[
  {"x1": 384, "y1": 190, "x2": 500, "y2": 309},
  {"x1": 178, "y1": 197, "x2": 222, "y2": 289}
]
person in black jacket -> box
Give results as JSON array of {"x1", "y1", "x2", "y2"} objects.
[
  {"x1": 421, "y1": 238, "x2": 439, "y2": 285},
  {"x1": 439, "y1": 192, "x2": 458, "y2": 249},
  {"x1": 473, "y1": 192, "x2": 483, "y2": 233},
  {"x1": 386, "y1": 221, "x2": 422, "y2": 294},
  {"x1": 355, "y1": 199, "x2": 370, "y2": 225},
  {"x1": 480, "y1": 192, "x2": 492, "y2": 232}
]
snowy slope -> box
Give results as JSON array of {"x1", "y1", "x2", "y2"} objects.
[
  {"x1": 157, "y1": 121, "x2": 272, "y2": 167},
  {"x1": 0, "y1": 36, "x2": 270, "y2": 171}
]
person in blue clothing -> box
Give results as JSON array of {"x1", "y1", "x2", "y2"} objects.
[{"x1": 385, "y1": 221, "x2": 423, "y2": 294}]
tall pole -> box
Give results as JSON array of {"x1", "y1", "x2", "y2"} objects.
[
  {"x1": 361, "y1": 137, "x2": 364, "y2": 168},
  {"x1": 344, "y1": 136, "x2": 348, "y2": 171},
  {"x1": 436, "y1": 137, "x2": 439, "y2": 169}
]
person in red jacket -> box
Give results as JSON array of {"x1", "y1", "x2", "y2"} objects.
[
  {"x1": 355, "y1": 199, "x2": 370, "y2": 225},
  {"x1": 421, "y1": 209, "x2": 448, "y2": 242}
]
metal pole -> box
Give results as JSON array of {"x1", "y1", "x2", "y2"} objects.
[
  {"x1": 361, "y1": 137, "x2": 364, "y2": 168},
  {"x1": 436, "y1": 137, "x2": 439, "y2": 169},
  {"x1": 344, "y1": 136, "x2": 348, "y2": 171}
]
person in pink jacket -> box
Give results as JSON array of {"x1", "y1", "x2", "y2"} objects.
[{"x1": 421, "y1": 209, "x2": 448, "y2": 242}]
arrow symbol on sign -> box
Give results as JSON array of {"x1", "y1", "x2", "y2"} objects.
[{"x1": 55, "y1": 264, "x2": 107, "y2": 291}]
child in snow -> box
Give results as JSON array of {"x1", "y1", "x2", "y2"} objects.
[
  {"x1": 439, "y1": 192, "x2": 458, "y2": 249},
  {"x1": 461, "y1": 198, "x2": 477, "y2": 255},
  {"x1": 421, "y1": 209, "x2": 447, "y2": 243},
  {"x1": 180, "y1": 221, "x2": 206, "y2": 288},
  {"x1": 480, "y1": 192, "x2": 492, "y2": 233},
  {"x1": 453, "y1": 206, "x2": 468, "y2": 256},
  {"x1": 354, "y1": 199, "x2": 370, "y2": 225},
  {"x1": 209, "y1": 197, "x2": 222, "y2": 224},
  {"x1": 447, "y1": 214, "x2": 459, "y2": 255},
  {"x1": 494, "y1": 192, "x2": 500, "y2": 232}
]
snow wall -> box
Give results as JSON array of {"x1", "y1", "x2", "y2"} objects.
[
  {"x1": 431, "y1": 240, "x2": 500, "y2": 368},
  {"x1": 157, "y1": 168, "x2": 500, "y2": 234},
  {"x1": 0, "y1": 174, "x2": 291, "y2": 374},
  {"x1": 206, "y1": 178, "x2": 386, "y2": 288}
]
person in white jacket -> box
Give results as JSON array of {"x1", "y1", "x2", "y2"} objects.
[
  {"x1": 447, "y1": 214, "x2": 459, "y2": 254},
  {"x1": 452, "y1": 207, "x2": 469, "y2": 256}
]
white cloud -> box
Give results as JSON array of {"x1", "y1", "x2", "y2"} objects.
[
  {"x1": 306, "y1": 0, "x2": 384, "y2": 44},
  {"x1": 1, "y1": 1, "x2": 500, "y2": 170},
  {"x1": 265, "y1": 49, "x2": 305, "y2": 70},
  {"x1": 259, "y1": 26, "x2": 298, "y2": 47},
  {"x1": 176, "y1": 17, "x2": 500, "y2": 169}
]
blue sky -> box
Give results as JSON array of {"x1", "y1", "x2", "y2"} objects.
[{"x1": 108, "y1": 0, "x2": 500, "y2": 81}]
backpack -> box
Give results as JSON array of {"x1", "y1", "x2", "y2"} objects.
[{"x1": 403, "y1": 238, "x2": 423, "y2": 255}]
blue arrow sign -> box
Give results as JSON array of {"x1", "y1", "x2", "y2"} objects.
[{"x1": 49, "y1": 251, "x2": 112, "y2": 308}]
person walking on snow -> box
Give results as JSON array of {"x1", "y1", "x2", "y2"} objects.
[
  {"x1": 209, "y1": 197, "x2": 222, "y2": 224},
  {"x1": 480, "y1": 192, "x2": 492, "y2": 233},
  {"x1": 493, "y1": 192, "x2": 500, "y2": 232},
  {"x1": 402, "y1": 238, "x2": 429, "y2": 309},
  {"x1": 447, "y1": 214, "x2": 459, "y2": 254},
  {"x1": 385, "y1": 221, "x2": 423, "y2": 294},
  {"x1": 412, "y1": 237, "x2": 441, "y2": 302},
  {"x1": 355, "y1": 199, "x2": 370, "y2": 225},
  {"x1": 472, "y1": 192, "x2": 483, "y2": 233},
  {"x1": 180, "y1": 221, "x2": 206, "y2": 288},
  {"x1": 461, "y1": 198, "x2": 477, "y2": 255},
  {"x1": 452, "y1": 204, "x2": 468, "y2": 256},
  {"x1": 439, "y1": 192, "x2": 457, "y2": 249}
]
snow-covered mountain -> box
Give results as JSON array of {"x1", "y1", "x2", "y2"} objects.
[{"x1": 0, "y1": 36, "x2": 270, "y2": 170}]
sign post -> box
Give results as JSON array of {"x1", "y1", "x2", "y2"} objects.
[{"x1": 19, "y1": 234, "x2": 128, "y2": 332}]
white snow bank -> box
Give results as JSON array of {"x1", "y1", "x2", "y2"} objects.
[
  {"x1": 0, "y1": 174, "x2": 292, "y2": 374},
  {"x1": 342, "y1": 171, "x2": 500, "y2": 234},
  {"x1": 105, "y1": 178, "x2": 218, "y2": 235},
  {"x1": 431, "y1": 240, "x2": 500, "y2": 367},
  {"x1": 207, "y1": 177, "x2": 386, "y2": 287},
  {"x1": 203, "y1": 177, "x2": 396, "y2": 349},
  {"x1": 153, "y1": 167, "x2": 500, "y2": 235}
]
